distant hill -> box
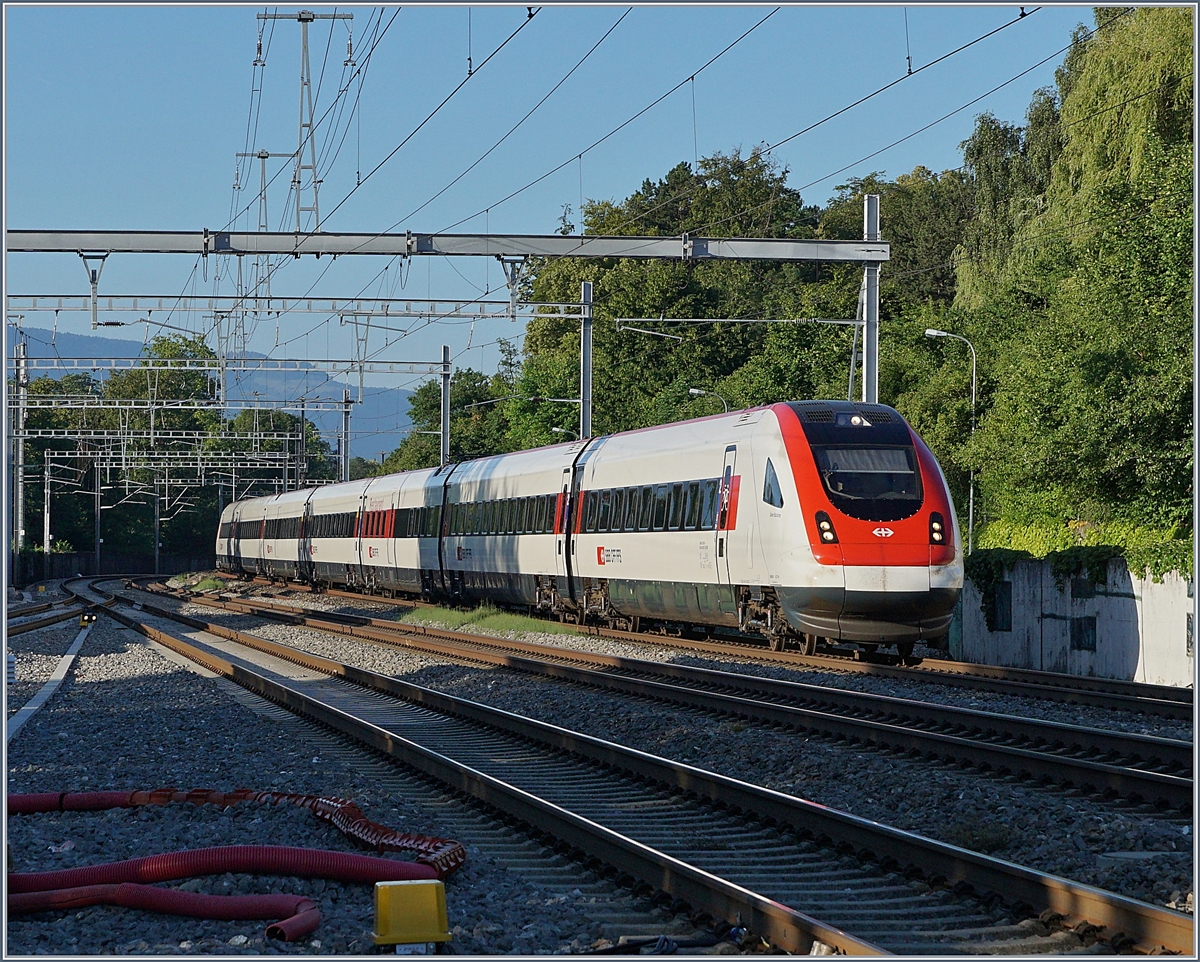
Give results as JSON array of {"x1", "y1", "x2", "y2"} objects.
[{"x1": 15, "y1": 326, "x2": 415, "y2": 459}]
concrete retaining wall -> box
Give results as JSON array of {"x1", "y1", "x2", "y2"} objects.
[{"x1": 952, "y1": 558, "x2": 1194, "y2": 688}]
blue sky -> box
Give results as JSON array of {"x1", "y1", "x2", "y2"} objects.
[{"x1": 5, "y1": 3, "x2": 1092, "y2": 442}]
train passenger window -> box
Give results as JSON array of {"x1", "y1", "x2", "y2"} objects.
[
  {"x1": 668, "y1": 483, "x2": 685, "y2": 530},
  {"x1": 534, "y1": 496, "x2": 547, "y2": 533},
  {"x1": 637, "y1": 486, "x2": 653, "y2": 530},
  {"x1": 652, "y1": 485, "x2": 669, "y2": 531},
  {"x1": 598, "y1": 490, "x2": 611, "y2": 532},
  {"x1": 622, "y1": 488, "x2": 637, "y2": 531},
  {"x1": 763, "y1": 459, "x2": 784, "y2": 508},
  {"x1": 612, "y1": 488, "x2": 626, "y2": 532},
  {"x1": 701, "y1": 480, "x2": 719, "y2": 529},
  {"x1": 583, "y1": 491, "x2": 598, "y2": 532},
  {"x1": 684, "y1": 481, "x2": 701, "y2": 529}
]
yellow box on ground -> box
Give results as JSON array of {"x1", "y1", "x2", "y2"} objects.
[{"x1": 373, "y1": 879, "x2": 451, "y2": 946}]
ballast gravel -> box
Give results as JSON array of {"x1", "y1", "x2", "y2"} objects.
[
  {"x1": 158, "y1": 585, "x2": 1194, "y2": 915},
  {"x1": 5, "y1": 615, "x2": 683, "y2": 955},
  {"x1": 210, "y1": 580, "x2": 1190, "y2": 741},
  {"x1": 6, "y1": 621, "x2": 82, "y2": 719}
]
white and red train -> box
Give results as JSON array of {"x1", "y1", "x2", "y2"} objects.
[{"x1": 216, "y1": 401, "x2": 962, "y2": 655}]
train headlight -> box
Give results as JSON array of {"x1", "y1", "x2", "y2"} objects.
[
  {"x1": 930, "y1": 512, "x2": 946, "y2": 546},
  {"x1": 815, "y1": 511, "x2": 839, "y2": 544}
]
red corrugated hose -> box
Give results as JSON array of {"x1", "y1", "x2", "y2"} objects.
[
  {"x1": 8, "y1": 788, "x2": 466, "y2": 941},
  {"x1": 9, "y1": 883, "x2": 321, "y2": 941}
]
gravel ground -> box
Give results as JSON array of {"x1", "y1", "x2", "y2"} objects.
[
  {"x1": 203, "y1": 580, "x2": 1192, "y2": 742},
  {"x1": 158, "y1": 588, "x2": 1195, "y2": 915},
  {"x1": 6, "y1": 621, "x2": 82, "y2": 719},
  {"x1": 5, "y1": 616, "x2": 698, "y2": 955}
]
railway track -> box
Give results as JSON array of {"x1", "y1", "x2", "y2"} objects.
[
  {"x1": 74, "y1": 578, "x2": 1192, "y2": 955},
  {"x1": 6, "y1": 599, "x2": 86, "y2": 637},
  {"x1": 224, "y1": 575, "x2": 1192, "y2": 721},
  {"x1": 142, "y1": 583, "x2": 1194, "y2": 812}
]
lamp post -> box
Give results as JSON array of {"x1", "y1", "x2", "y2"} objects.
[
  {"x1": 925, "y1": 328, "x2": 977, "y2": 554},
  {"x1": 688, "y1": 387, "x2": 729, "y2": 413},
  {"x1": 550, "y1": 427, "x2": 578, "y2": 441}
]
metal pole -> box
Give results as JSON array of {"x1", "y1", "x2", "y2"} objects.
[
  {"x1": 94, "y1": 460, "x2": 101, "y2": 576},
  {"x1": 154, "y1": 477, "x2": 161, "y2": 576},
  {"x1": 342, "y1": 389, "x2": 352, "y2": 482},
  {"x1": 440, "y1": 345, "x2": 451, "y2": 467},
  {"x1": 862, "y1": 195, "x2": 880, "y2": 404},
  {"x1": 299, "y1": 400, "x2": 307, "y2": 488},
  {"x1": 42, "y1": 461, "x2": 50, "y2": 582},
  {"x1": 580, "y1": 281, "x2": 593, "y2": 438},
  {"x1": 14, "y1": 340, "x2": 27, "y2": 558},
  {"x1": 967, "y1": 341, "x2": 977, "y2": 555}
]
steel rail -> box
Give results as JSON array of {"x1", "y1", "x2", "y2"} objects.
[
  {"x1": 6, "y1": 603, "x2": 86, "y2": 637},
  {"x1": 151, "y1": 586, "x2": 1193, "y2": 811},
  {"x1": 7, "y1": 602, "x2": 55, "y2": 618},
  {"x1": 240, "y1": 578, "x2": 1190, "y2": 719},
  {"x1": 78, "y1": 583, "x2": 881, "y2": 956},
  {"x1": 77, "y1": 579, "x2": 1194, "y2": 955}
]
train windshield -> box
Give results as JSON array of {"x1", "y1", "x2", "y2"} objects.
[{"x1": 812, "y1": 445, "x2": 923, "y2": 521}]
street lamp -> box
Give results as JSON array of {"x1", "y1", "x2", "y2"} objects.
[
  {"x1": 550, "y1": 427, "x2": 578, "y2": 441},
  {"x1": 688, "y1": 387, "x2": 729, "y2": 413},
  {"x1": 925, "y1": 328, "x2": 977, "y2": 554}
]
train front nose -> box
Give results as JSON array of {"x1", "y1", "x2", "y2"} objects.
[{"x1": 780, "y1": 401, "x2": 961, "y2": 643}]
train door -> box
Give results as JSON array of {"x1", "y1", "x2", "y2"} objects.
[
  {"x1": 355, "y1": 490, "x2": 368, "y2": 585},
  {"x1": 716, "y1": 445, "x2": 737, "y2": 591},
  {"x1": 555, "y1": 467, "x2": 571, "y2": 588},
  {"x1": 298, "y1": 496, "x2": 314, "y2": 583},
  {"x1": 231, "y1": 505, "x2": 244, "y2": 573}
]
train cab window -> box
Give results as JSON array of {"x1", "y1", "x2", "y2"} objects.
[
  {"x1": 701, "y1": 480, "x2": 719, "y2": 529},
  {"x1": 652, "y1": 485, "x2": 669, "y2": 531},
  {"x1": 597, "y1": 491, "x2": 611, "y2": 532},
  {"x1": 584, "y1": 491, "x2": 599, "y2": 532},
  {"x1": 763, "y1": 458, "x2": 784, "y2": 508},
  {"x1": 667, "y1": 483, "x2": 685, "y2": 530},
  {"x1": 684, "y1": 481, "x2": 701, "y2": 529},
  {"x1": 812, "y1": 445, "x2": 922, "y2": 522}
]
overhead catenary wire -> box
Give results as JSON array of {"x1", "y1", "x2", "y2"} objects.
[
  {"x1": 320, "y1": 7, "x2": 543, "y2": 228},
  {"x1": 383, "y1": 7, "x2": 632, "y2": 232},
  {"x1": 437, "y1": 7, "x2": 780, "y2": 234},
  {"x1": 605, "y1": 6, "x2": 1045, "y2": 238}
]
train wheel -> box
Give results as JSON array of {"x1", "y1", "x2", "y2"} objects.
[
  {"x1": 769, "y1": 635, "x2": 787, "y2": 652},
  {"x1": 800, "y1": 633, "x2": 818, "y2": 656}
]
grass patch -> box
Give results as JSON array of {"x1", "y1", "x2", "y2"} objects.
[
  {"x1": 192, "y1": 577, "x2": 226, "y2": 593},
  {"x1": 399, "y1": 603, "x2": 578, "y2": 636}
]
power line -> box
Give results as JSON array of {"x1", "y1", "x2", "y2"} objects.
[
  {"x1": 321, "y1": 7, "x2": 543, "y2": 227},
  {"x1": 606, "y1": 7, "x2": 1044, "y2": 237},
  {"x1": 387, "y1": 7, "x2": 632, "y2": 231},
  {"x1": 437, "y1": 7, "x2": 780, "y2": 233}
]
